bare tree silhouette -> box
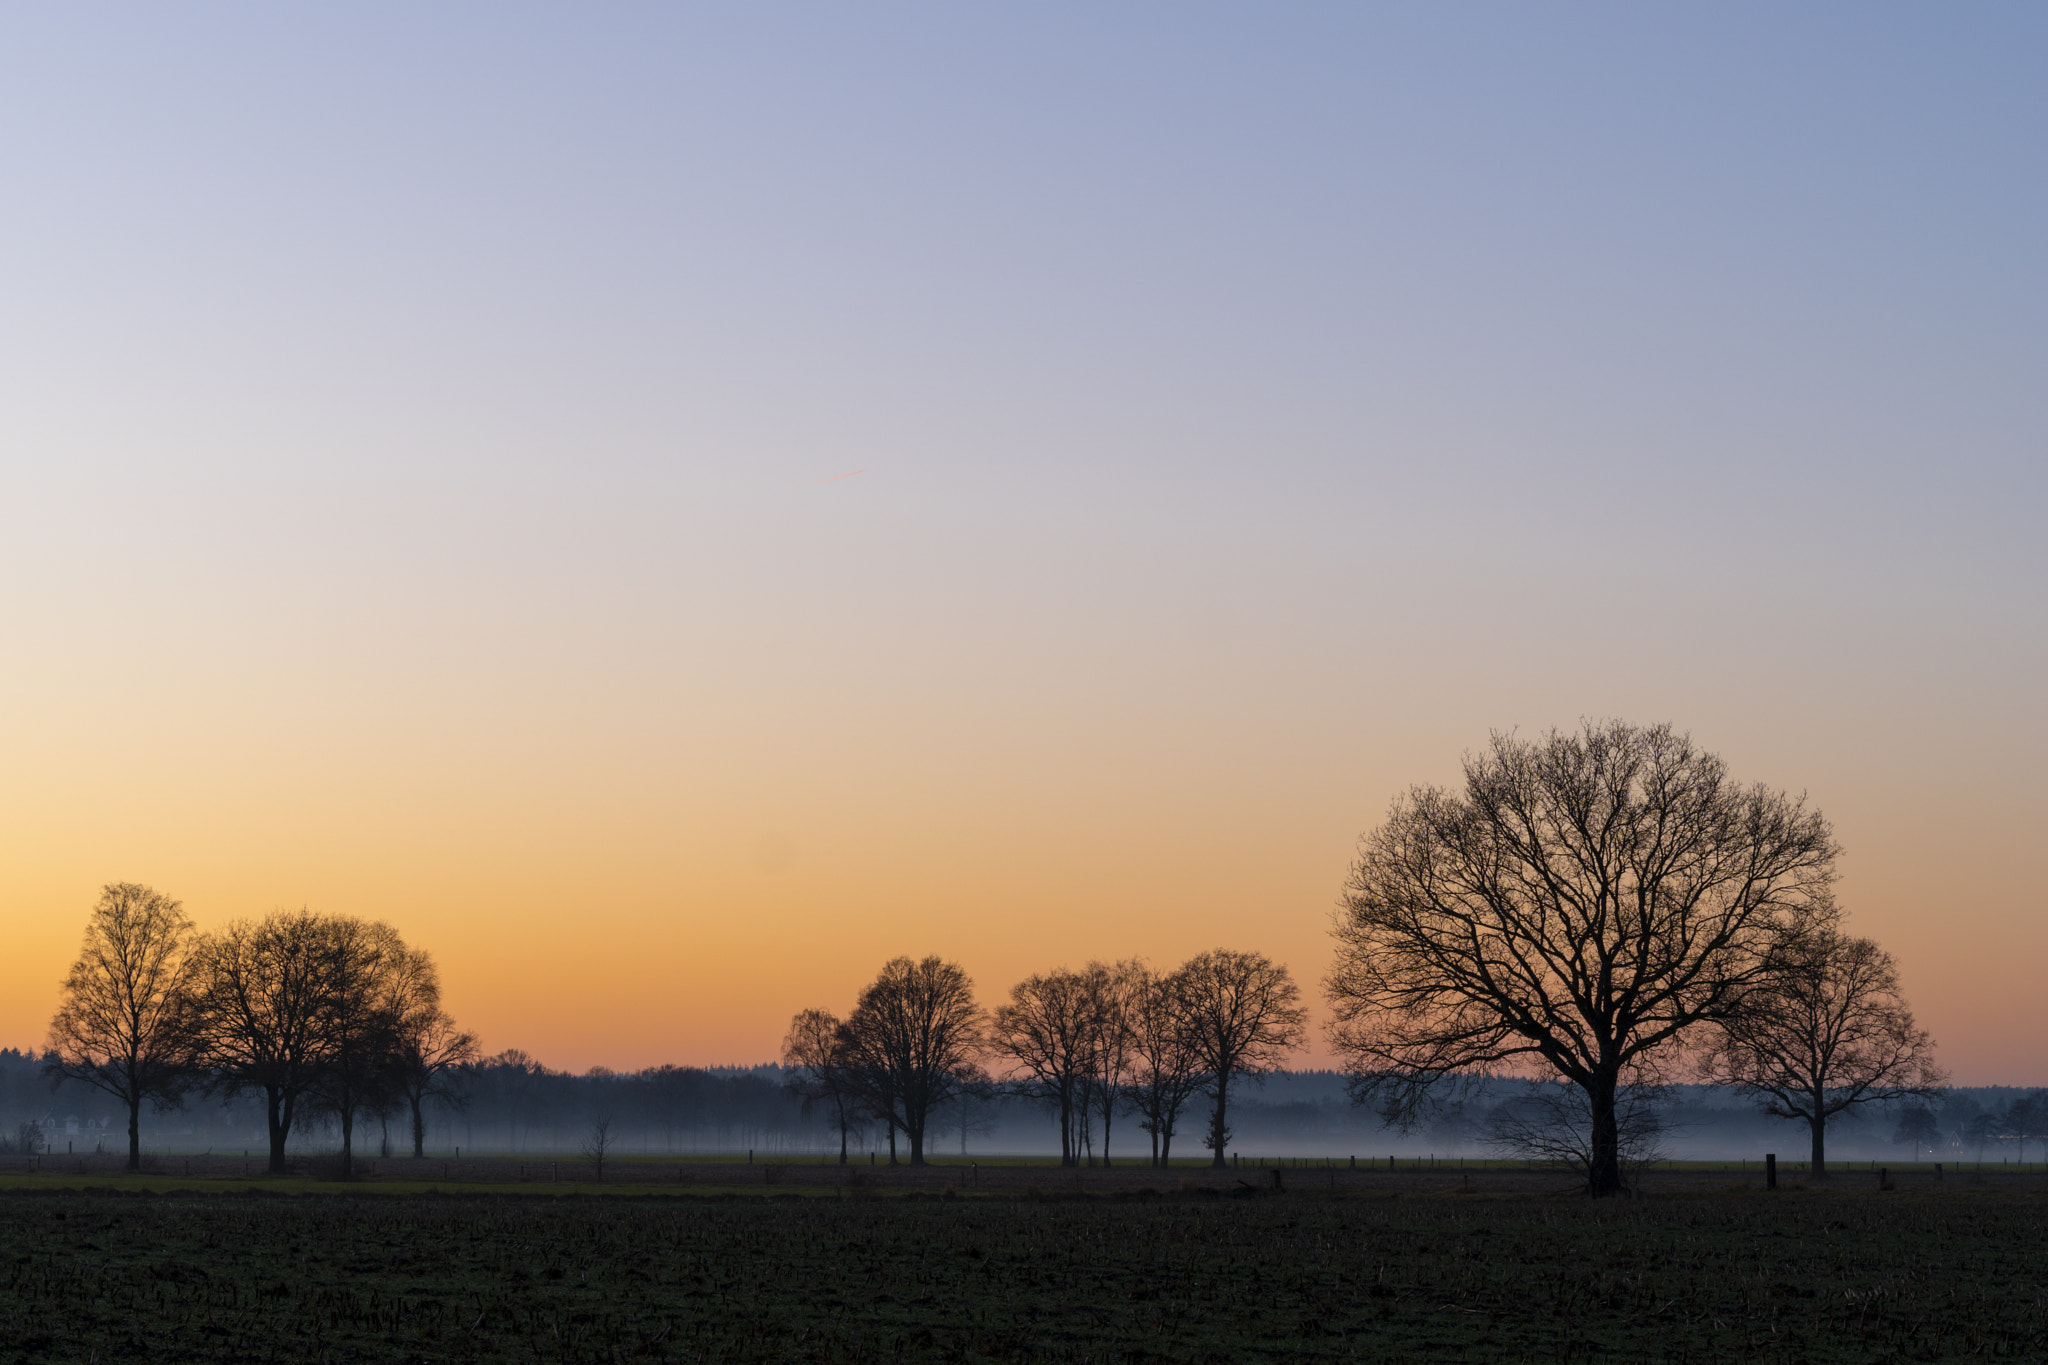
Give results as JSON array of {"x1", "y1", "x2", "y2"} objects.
[
  {"x1": 180, "y1": 910, "x2": 343, "y2": 1174},
  {"x1": 305, "y1": 918, "x2": 408, "y2": 1175},
  {"x1": 1127, "y1": 964, "x2": 1204, "y2": 1167},
  {"x1": 1178, "y1": 949, "x2": 1306, "y2": 1168},
  {"x1": 781, "y1": 1008, "x2": 860, "y2": 1164},
  {"x1": 1703, "y1": 929, "x2": 1944, "y2": 1180},
  {"x1": 45, "y1": 884, "x2": 195, "y2": 1170},
  {"x1": 990, "y1": 968, "x2": 1097, "y2": 1166},
  {"x1": 1081, "y1": 960, "x2": 1143, "y2": 1167},
  {"x1": 387, "y1": 945, "x2": 478, "y2": 1158},
  {"x1": 1329, "y1": 721, "x2": 1839, "y2": 1196},
  {"x1": 2005, "y1": 1092, "x2": 2048, "y2": 1165},
  {"x1": 581, "y1": 1117, "x2": 614, "y2": 1180},
  {"x1": 836, "y1": 956, "x2": 985, "y2": 1166}
]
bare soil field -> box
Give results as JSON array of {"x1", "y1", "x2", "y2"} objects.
[{"x1": 2, "y1": 1165, "x2": 2045, "y2": 1363}]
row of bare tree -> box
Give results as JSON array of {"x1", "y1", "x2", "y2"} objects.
[
  {"x1": 45, "y1": 885, "x2": 476, "y2": 1172},
  {"x1": 43, "y1": 723, "x2": 1942, "y2": 1196},
  {"x1": 780, "y1": 726, "x2": 1944, "y2": 1191},
  {"x1": 783, "y1": 949, "x2": 1308, "y2": 1168}
]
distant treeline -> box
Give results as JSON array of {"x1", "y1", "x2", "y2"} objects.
[{"x1": 7, "y1": 1046, "x2": 2042, "y2": 1164}]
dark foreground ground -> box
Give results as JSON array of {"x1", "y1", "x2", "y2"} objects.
[{"x1": 2, "y1": 1177, "x2": 2044, "y2": 1363}]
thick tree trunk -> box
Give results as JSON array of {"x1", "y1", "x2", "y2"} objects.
[
  {"x1": 1586, "y1": 1077, "x2": 1623, "y2": 1197},
  {"x1": 127, "y1": 1094, "x2": 142, "y2": 1172},
  {"x1": 887, "y1": 1126, "x2": 897, "y2": 1165},
  {"x1": 411, "y1": 1094, "x2": 427, "y2": 1159},
  {"x1": 1149, "y1": 1124, "x2": 1160, "y2": 1168},
  {"x1": 339, "y1": 1106, "x2": 356, "y2": 1175},
  {"x1": 267, "y1": 1088, "x2": 290, "y2": 1175},
  {"x1": 1810, "y1": 1113, "x2": 1828, "y2": 1181},
  {"x1": 908, "y1": 1121, "x2": 924, "y2": 1167},
  {"x1": 1209, "y1": 1076, "x2": 1231, "y2": 1169},
  {"x1": 1059, "y1": 1092, "x2": 1074, "y2": 1167},
  {"x1": 1101, "y1": 1103, "x2": 1113, "y2": 1168},
  {"x1": 837, "y1": 1110, "x2": 848, "y2": 1165}
]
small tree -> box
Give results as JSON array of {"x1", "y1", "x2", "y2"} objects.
[
  {"x1": 581, "y1": 1118, "x2": 613, "y2": 1180},
  {"x1": 387, "y1": 946, "x2": 478, "y2": 1158},
  {"x1": 45, "y1": 884, "x2": 195, "y2": 1171},
  {"x1": 2004, "y1": 1091, "x2": 2048, "y2": 1165},
  {"x1": 1177, "y1": 949, "x2": 1306, "y2": 1168},
  {"x1": 1081, "y1": 960, "x2": 1143, "y2": 1168},
  {"x1": 304, "y1": 918, "x2": 408, "y2": 1175},
  {"x1": 781, "y1": 1008, "x2": 860, "y2": 1164},
  {"x1": 2, "y1": 1121, "x2": 46, "y2": 1156},
  {"x1": 1891, "y1": 1105, "x2": 1939, "y2": 1158},
  {"x1": 1703, "y1": 930, "x2": 1944, "y2": 1180},
  {"x1": 1126, "y1": 965, "x2": 1204, "y2": 1167}
]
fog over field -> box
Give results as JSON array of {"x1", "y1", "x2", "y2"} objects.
[{"x1": 5, "y1": 1047, "x2": 2034, "y2": 1167}]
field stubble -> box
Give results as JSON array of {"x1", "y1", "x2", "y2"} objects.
[{"x1": 0, "y1": 1171, "x2": 2043, "y2": 1363}]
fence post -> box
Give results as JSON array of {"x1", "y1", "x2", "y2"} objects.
[{"x1": 1765, "y1": 1154, "x2": 1777, "y2": 1190}]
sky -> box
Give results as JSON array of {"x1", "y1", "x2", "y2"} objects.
[{"x1": 2, "y1": 4, "x2": 2042, "y2": 1081}]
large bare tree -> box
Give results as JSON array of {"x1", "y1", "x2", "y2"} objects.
[
  {"x1": 990, "y1": 968, "x2": 1098, "y2": 1166},
  {"x1": 1702, "y1": 929, "x2": 1943, "y2": 1179},
  {"x1": 180, "y1": 910, "x2": 343, "y2": 1174},
  {"x1": 1178, "y1": 949, "x2": 1306, "y2": 1168},
  {"x1": 1126, "y1": 964, "x2": 1204, "y2": 1167},
  {"x1": 45, "y1": 884, "x2": 195, "y2": 1170},
  {"x1": 836, "y1": 956, "x2": 985, "y2": 1166},
  {"x1": 1329, "y1": 721, "x2": 1839, "y2": 1196}
]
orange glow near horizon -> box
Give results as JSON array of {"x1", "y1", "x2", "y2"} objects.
[{"x1": 3, "y1": 679, "x2": 2038, "y2": 1084}]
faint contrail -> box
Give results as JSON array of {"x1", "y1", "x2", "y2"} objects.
[{"x1": 803, "y1": 469, "x2": 866, "y2": 486}]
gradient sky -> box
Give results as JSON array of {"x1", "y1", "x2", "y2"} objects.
[{"x1": 3, "y1": 4, "x2": 2043, "y2": 1081}]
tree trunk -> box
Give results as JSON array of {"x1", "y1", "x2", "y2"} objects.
[
  {"x1": 1059, "y1": 1091, "x2": 1074, "y2": 1167},
  {"x1": 267, "y1": 1088, "x2": 290, "y2": 1175},
  {"x1": 837, "y1": 1110, "x2": 848, "y2": 1165},
  {"x1": 908, "y1": 1121, "x2": 924, "y2": 1167},
  {"x1": 339, "y1": 1105, "x2": 355, "y2": 1176},
  {"x1": 1208, "y1": 1075, "x2": 1231, "y2": 1169},
  {"x1": 1810, "y1": 1112, "x2": 1828, "y2": 1181},
  {"x1": 1586, "y1": 1076, "x2": 1622, "y2": 1197},
  {"x1": 411, "y1": 1093, "x2": 427, "y2": 1159},
  {"x1": 1149, "y1": 1123, "x2": 1160, "y2": 1168},
  {"x1": 1101, "y1": 1101, "x2": 1113, "y2": 1168},
  {"x1": 887, "y1": 1126, "x2": 897, "y2": 1165}
]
